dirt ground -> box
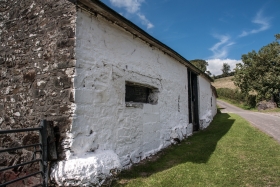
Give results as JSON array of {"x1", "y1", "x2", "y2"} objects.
[{"x1": 263, "y1": 112, "x2": 280, "y2": 117}]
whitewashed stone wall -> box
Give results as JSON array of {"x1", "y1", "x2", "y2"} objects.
[
  {"x1": 51, "y1": 9, "x2": 216, "y2": 186},
  {"x1": 51, "y1": 10, "x2": 191, "y2": 186},
  {"x1": 73, "y1": 9, "x2": 190, "y2": 163},
  {"x1": 198, "y1": 76, "x2": 217, "y2": 129}
]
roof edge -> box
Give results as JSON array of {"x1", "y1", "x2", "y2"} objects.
[{"x1": 73, "y1": 0, "x2": 213, "y2": 82}]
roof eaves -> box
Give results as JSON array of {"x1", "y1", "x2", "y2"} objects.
[{"x1": 73, "y1": 0, "x2": 212, "y2": 82}]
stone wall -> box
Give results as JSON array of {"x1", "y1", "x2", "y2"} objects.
[
  {"x1": 73, "y1": 9, "x2": 190, "y2": 164},
  {"x1": 0, "y1": 1, "x2": 218, "y2": 185},
  {"x1": 51, "y1": 9, "x2": 191, "y2": 186},
  {"x1": 0, "y1": 0, "x2": 76, "y2": 183},
  {"x1": 198, "y1": 76, "x2": 217, "y2": 129}
]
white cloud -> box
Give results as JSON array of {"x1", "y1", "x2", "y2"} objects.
[
  {"x1": 110, "y1": 0, "x2": 154, "y2": 29},
  {"x1": 110, "y1": 0, "x2": 144, "y2": 13},
  {"x1": 137, "y1": 13, "x2": 154, "y2": 29},
  {"x1": 206, "y1": 58, "x2": 242, "y2": 75},
  {"x1": 209, "y1": 34, "x2": 235, "y2": 59},
  {"x1": 238, "y1": 10, "x2": 271, "y2": 37}
]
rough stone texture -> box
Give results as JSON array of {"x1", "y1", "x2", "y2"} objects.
[
  {"x1": 257, "y1": 100, "x2": 277, "y2": 111},
  {"x1": 0, "y1": 0, "x2": 76, "y2": 185},
  {"x1": 0, "y1": 169, "x2": 41, "y2": 187}
]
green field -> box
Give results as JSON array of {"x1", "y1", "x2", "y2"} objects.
[
  {"x1": 211, "y1": 76, "x2": 237, "y2": 90},
  {"x1": 112, "y1": 112, "x2": 280, "y2": 187}
]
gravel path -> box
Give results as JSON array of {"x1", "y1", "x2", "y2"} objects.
[
  {"x1": 264, "y1": 112, "x2": 280, "y2": 117},
  {"x1": 217, "y1": 100, "x2": 280, "y2": 143}
]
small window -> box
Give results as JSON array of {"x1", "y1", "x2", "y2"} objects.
[{"x1": 125, "y1": 82, "x2": 158, "y2": 105}]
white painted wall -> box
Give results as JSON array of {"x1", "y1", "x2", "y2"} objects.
[
  {"x1": 198, "y1": 76, "x2": 217, "y2": 129},
  {"x1": 73, "y1": 9, "x2": 191, "y2": 162},
  {"x1": 51, "y1": 9, "x2": 216, "y2": 186},
  {"x1": 51, "y1": 10, "x2": 190, "y2": 185}
]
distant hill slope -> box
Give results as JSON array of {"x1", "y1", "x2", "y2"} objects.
[{"x1": 211, "y1": 76, "x2": 237, "y2": 90}]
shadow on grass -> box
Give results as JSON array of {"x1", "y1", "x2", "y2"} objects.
[{"x1": 113, "y1": 112, "x2": 234, "y2": 184}]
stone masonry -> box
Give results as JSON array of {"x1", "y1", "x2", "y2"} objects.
[{"x1": 0, "y1": 1, "x2": 76, "y2": 184}]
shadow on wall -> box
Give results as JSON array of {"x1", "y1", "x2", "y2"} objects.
[{"x1": 116, "y1": 112, "x2": 234, "y2": 179}]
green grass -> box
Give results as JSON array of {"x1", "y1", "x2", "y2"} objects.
[{"x1": 112, "y1": 113, "x2": 280, "y2": 187}]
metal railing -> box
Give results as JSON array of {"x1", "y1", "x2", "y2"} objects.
[{"x1": 0, "y1": 120, "x2": 49, "y2": 187}]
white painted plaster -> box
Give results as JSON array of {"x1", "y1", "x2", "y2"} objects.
[
  {"x1": 70, "y1": 9, "x2": 189, "y2": 162},
  {"x1": 50, "y1": 150, "x2": 121, "y2": 186},
  {"x1": 51, "y1": 10, "x2": 216, "y2": 186},
  {"x1": 198, "y1": 76, "x2": 217, "y2": 129}
]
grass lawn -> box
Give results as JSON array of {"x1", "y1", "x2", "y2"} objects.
[{"x1": 112, "y1": 112, "x2": 280, "y2": 187}]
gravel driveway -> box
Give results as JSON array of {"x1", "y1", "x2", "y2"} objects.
[{"x1": 217, "y1": 100, "x2": 280, "y2": 143}]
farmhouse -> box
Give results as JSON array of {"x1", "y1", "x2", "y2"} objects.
[{"x1": 0, "y1": 0, "x2": 217, "y2": 186}]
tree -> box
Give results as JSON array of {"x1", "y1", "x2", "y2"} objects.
[
  {"x1": 234, "y1": 34, "x2": 280, "y2": 104},
  {"x1": 221, "y1": 63, "x2": 231, "y2": 76},
  {"x1": 190, "y1": 59, "x2": 208, "y2": 72}
]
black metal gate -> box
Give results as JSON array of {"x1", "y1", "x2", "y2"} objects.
[{"x1": 0, "y1": 120, "x2": 49, "y2": 187}]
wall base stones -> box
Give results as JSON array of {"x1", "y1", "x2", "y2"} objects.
[{"x1": 50, "y1": 150, "x2": 121, "y2": 186}]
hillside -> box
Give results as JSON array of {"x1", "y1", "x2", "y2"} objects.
[{"x1": 211, "y1": 76, "x2": 237, "y2": 89}]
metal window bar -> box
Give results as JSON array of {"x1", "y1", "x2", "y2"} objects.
[{"x1": 0, "y1": 120, "x2": 48, "y2": 187}]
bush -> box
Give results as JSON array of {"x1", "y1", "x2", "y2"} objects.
[
  {"x1": 217, "y1": 88, "x2": 256, "y2": 108},
  {"x1": 246, "y1": 95, "x2": 256, "y2": 108},
  {"x1": 217, "y1": 88, "x2": 245, "y2": 101}
]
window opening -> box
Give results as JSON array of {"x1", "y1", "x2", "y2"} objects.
[{"x1": 125, "y1": 82, "x2": 158, "y2": 105}]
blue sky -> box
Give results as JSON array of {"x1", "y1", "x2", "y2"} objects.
[{"x1": 100, "y1": 0, "x2": 280, "y2": 75}]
